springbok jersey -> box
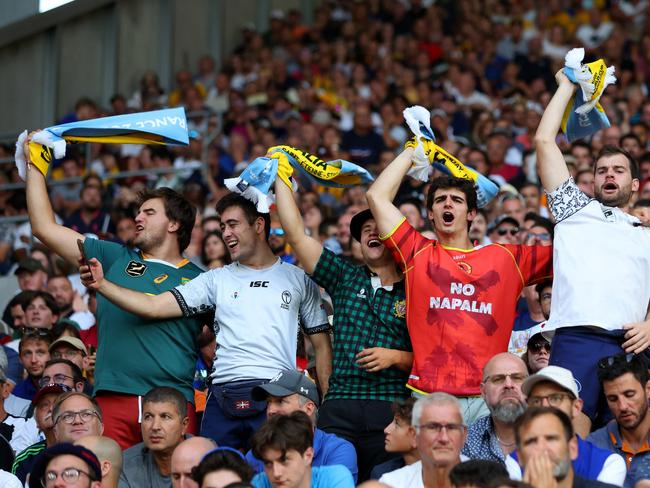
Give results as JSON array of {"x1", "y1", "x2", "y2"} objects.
[{"x1": 382, "y1": 219, "x2": 552, "y2": 396}]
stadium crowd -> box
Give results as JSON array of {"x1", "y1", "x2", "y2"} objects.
[{"x1": 1, "y1": 0, "x2": 650, "y2": 487}]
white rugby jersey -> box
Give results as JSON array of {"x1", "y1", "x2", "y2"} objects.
[
  {"x1": 172, "y1": 258, "x2": 329, "y2": 383},
  {"x1": 546, "y1": 178, "x2": 650, "y2": 332}
]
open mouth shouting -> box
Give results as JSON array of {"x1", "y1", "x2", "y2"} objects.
[
  {"x1": 366, "y1": 238, "x2": 382, "y2": 248},
  {"x1": 601, "y1": 181, "x2": 618, "y2": 194},
  {"x1": 442, "y1": 211, "x2": 455, "y2": 225}
]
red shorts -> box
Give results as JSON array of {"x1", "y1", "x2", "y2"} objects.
[{"x1": 95, "y1": 391, "x2": 197, "y2": 450}]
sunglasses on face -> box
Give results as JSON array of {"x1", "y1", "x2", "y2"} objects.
[
  {"x1": 269, "y1": 228, "x2": 285, "y2": 237},
  {"x1": 526, "y1": 232, "x2": 551, "y2": 241},
  {"x1": 528, "y1": 342, "x2": 551, "y2": 354},
  {"x1": 497, "y1": 228, "x2": 519, "y2": 236}
]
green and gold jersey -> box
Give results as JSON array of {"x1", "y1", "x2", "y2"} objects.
[{"x1": 85, "y1": 238, "x2": 204, "y2": 403}]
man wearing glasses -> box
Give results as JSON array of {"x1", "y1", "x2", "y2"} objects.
[
  {"x1": 11, "y1": 383, "x2": 72, "y2": 485},
  {"x1": 49, "y1": 338, "x2": 88, "y2": 370},
  {"x1": 379, "y1": 392, "x2": 468, "y2": 487},
  {"x1": 588, "y1": 353, "x2": 650, "y2": 486},
  {"x1": 52, "y1": 392, "x2": 104, "y2": 443},
  {"x1": 268, "y1": 219, "x2": 296, "y2": 265},
  {"x1": 30, "y1": 442, "x2": 102, "y2": 488},
  {"x1": 504, "y1": 365, "x2": 626, "y2": 485},
  {"x1": 462, "y1": 353, "x2": 528, "y2": 464},
  {"x1": 49, "y1": 337, "x2": 93, "y2": 394},
  {"x1": 488, "y1": 215, "x2": 521, "y2": 245},
  {"x1": 11, "y1": 359, "x2": 86, "y2": 454}
]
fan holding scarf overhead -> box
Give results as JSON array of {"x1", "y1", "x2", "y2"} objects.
[
  {"x1": 14, "y1": 107, "x2": 191, "y2": 180},
  {"x1": 402, "y1": 105, "x2": 499, "y2": 209},
  {"x1": 15, "y1": 106, "x2": 213, "y2": 450},
  {"x1": 224, "y1": 145, "x2": 375, "y2": 213}
]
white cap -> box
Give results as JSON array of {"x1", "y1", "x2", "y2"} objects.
[{"x1": 521, "y1": 365, "x2": 581, "y2": 399}]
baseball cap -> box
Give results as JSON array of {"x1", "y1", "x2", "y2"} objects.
[
  {"x1": 14, "y1": 258, "x2": 45, "y2": 275},
  {"x1": 521, "y1": 365, "x2": 580, "y2": 399},
  {"x1": 32, "y1": 383, "x2": 73, "y2": 406},
  {"x1": 350, "y1": 209, "x2": 375, "y2": 242},
  {"x1": 30, "y1": 442, "x2": 102, "y2": 485},
  {"x1": 252, "y1": 370, "x2": 320, "y2": 406},
  {"x1": 487, "y1": 214, "x2": 519, "y2": 234},
  {"x1": 525, "y1": 322, "x2": 550, "y2": 346},
  {"x1": 50, "y1": 336, "x2": 88, "y2": 356}
]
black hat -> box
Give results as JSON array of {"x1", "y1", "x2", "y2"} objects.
[
  {"x1": 252, "y1": 370, "x2": 320, "y2": 406},
  {"x1": 350, "y1": 209, "x2": 375, "y2": 242},
  {"x1": 487, "y1": 214, "x2": 519, "y2": 234},
  {"x1": 14, "y1": 258, "x2": 45, "y2": 275},
  {"x1": 30, "y1": 442, "x2": 102, "y2": 485}
]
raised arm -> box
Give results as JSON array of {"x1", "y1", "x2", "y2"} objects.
[
  {"x1": 274, "y1": 178, "x2": 323, "y2": 275},
  {"x1": 534, "y1": 71, "x2": 576, "y2": 192},
  {"x1": 81, "y1": 258, "x2": 183, "y2": 319},
  {"x1": 25, "y1": 138, "x2": 85, "y2": 265},
  {"x1": 366, "y1": 147, "x2": 414, "y2": 236}
]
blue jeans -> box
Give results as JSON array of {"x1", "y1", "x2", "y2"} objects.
[{"x1": 549, "y1": 326, "x2": 630, "y2": 428}]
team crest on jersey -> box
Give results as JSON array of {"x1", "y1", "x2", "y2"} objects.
[
  {"x1": 180, "y1": 277, "x2": 191, "y2": 285},
  {"x1": 393, "y1": 299, "x2": 406, "y2": 318},
  {"x1": 457, "y1": 261, "x2": 472, "y2": 275},
  {"x1": 281, "y1": 290, "x2": 292, "y2": 310},
  {"x1": 154, "y1": 274, "x2": 169, "y2": 284},
  {"x1": 125, "y1": 260, "x2": 147, "y2": 277}
]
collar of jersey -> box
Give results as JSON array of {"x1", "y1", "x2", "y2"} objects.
[
  {"x1": 139, "y1": 252, "x2": 189, "y2": 269},
  {"x1": 235, "y1": 257, "x2": 281, "y2": 271},
  {"x1": 440, "y1": 244, "x2": 481, "y2": 252}
]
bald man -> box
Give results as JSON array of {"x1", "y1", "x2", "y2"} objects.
[
  {"x1": 462, "y1": 353, "x2": 529, "y2": 465},
  {"x1": 75, "y1": 435, "x2": 123, "y2": 488},
  {"x1": 171, "y1": 436, "x2": 216, "y2": 488}
]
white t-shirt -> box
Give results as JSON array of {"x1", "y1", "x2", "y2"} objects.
[
  {"x1": 9, "y1": 416, "x2": 42, "y2": 454},
  {"x1": 379, "y1": 457, "x2": 469, "y2": 488},
  {"x1": 173, "y1": 259, "x2": 329, "y2": 383},
  {"x1": 546, "y1": 179, "x2": 650, "y2": 332},
  {"x1": 0, "y1": 470, "x2": 21, "y2": 488}
]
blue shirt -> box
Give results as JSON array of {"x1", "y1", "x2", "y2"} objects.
[
  {"x1": 12, "y1": 379, "x2": 37, "y2": 401},
  {"x1": 246, "y1": 428, "x2": 358, "y2": 482},
  {"x1": 252, "y1": 465, "x2": 354, "y2": 488},
  {"x1": 2, "y1": 346, "x2": 22, "y2": 384},
  {"x1": 588, "y1": 420, "x2": 650, "y2": 488},
  {"x1": 462, "y1": 415, "x2": 505, "y2": 464}
]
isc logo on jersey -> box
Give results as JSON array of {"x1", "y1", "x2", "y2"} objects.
[{"x1": 250, "y1": 281, "x2": 269, "y2": 288}]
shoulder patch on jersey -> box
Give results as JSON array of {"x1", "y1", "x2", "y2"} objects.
[
  {"x1": 154, "y1": 274, "x2": 169, "y2": 284},
  {"x1": 125, "y1": 260, "x2": 147, "y2": 277}
]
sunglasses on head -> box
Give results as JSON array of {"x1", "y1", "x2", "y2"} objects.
[
  {"x1": 497, "y1": 228, "x2": 519, "y2": 236},
  {"x1": 598, "y1": 352, "x2": 635, "y2": 369},
  {"x1": 528, "y1": 341, "x2": 550, "y2": 353}
]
